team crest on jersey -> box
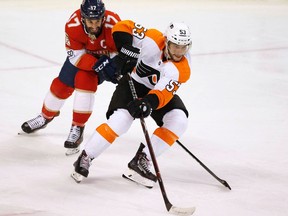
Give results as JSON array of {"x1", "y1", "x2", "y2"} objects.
[{"x1": 67, "y1": 49, "x2": 75, "y2": 58}]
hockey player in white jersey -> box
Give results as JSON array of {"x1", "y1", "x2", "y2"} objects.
[{"x1": 71, "y1": 20, "x2": 192, "y2": 187}]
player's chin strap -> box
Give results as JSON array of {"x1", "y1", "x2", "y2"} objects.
[{"x1": 127, "y1": 72, "x2": 196, "y2": 216}]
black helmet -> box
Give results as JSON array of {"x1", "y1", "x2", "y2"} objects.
[{"x1": 80, "y1": 0, "x2": 105, "y2": 20}]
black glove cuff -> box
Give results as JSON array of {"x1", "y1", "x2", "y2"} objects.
[
  {"x1": 143, "y1": 94, "x2": 159, "y2": 110},
  {"x1": 119, "y1": 44, "x2": 140, "y2": 60}
]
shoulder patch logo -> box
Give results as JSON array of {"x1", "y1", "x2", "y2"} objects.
[{"x1": 65, "y1": 33, "x2": 71, "y2": 46}]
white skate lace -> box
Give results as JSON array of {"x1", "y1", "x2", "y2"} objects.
[
  {"x1": 66, "y1": 125, "x2": 81, "y2": 142},
  {"x1": 139, "y1": 154, "x2": 152, "y2": 174},
  {"x1": 27, "y1": 115, "x2": 46, "y2": 130},
  {"x1": 80, "y1": 155, "x2": 91, "y2": 170}
]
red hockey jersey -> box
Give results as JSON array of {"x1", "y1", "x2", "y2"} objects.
[{"x1": 65, "y1": 9, "x2": 120, "y2": 71}]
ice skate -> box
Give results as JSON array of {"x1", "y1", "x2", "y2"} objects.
[
  {"x1": 71, "y1": 150, "x2": 92, "y2": 183},
  {"x1": 21, "y1": 114, "x2": 53, "y2": 134},
  {"x1": 123, "y1": 143, "x2": 157, "y2": 188},
  {"x1": 64, "y1": 125, "x2": 84, "y2": 156}
]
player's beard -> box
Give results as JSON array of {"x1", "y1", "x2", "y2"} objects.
[
  {"x1": 170, "y1": 52, "x2": 183, "y2": 62},
  {"x1": 165, "y1": 47, "x2": 183, "y2": 62},
  {"x1": 88, "y1": 26, "x2": 102, "y2": 38}
]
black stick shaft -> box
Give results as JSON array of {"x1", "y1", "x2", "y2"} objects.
[
  {"x1": 127, "y1": 73, "x2": 173, "y2": 211},
  {"x1": 176, "y1": 140, "x2": 231, "y2": 190}
]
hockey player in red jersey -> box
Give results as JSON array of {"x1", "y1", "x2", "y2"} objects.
[
  {"x1": 21, "y1": 0, "x2": 121, "y2": 155},
  {"x1": 71, "y1": 20, "x2": 192, "y2": 187}
]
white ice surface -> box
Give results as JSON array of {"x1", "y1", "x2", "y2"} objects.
[{"x1": 0, "y1": 0, "x2": 288, "y2": 215}]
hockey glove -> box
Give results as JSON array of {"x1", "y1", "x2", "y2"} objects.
[
  {"x1": 127, "y1": 98, "x2": 152, "y2": 118},
  {"x1": 93, "y1": 55, "x2": 117, "y2": 84},
  {"x1": 113, "y1": 44, "x2": 140, "y2": 76}
]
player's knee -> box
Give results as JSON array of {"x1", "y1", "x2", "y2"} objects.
[
  {"x1": 50, "y1": 77, "x2": 74, "y2": 99},
  {"x1": 162, "y1": 109, "x2": 188, "y2": 137},
  {"x1": 106, "y1": 109, "x2": 134, "y2": 136}
]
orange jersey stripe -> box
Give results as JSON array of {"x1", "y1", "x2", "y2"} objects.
[
  {"x1": 96, "y1": 123, "x2": 118, "y2": 144},
  {"x1": 112, "y1": 20, "x2": 165, "y2": 51},
  {"x1": 154, "y1": 127, "x2": 179, "y2": 146},
  {"x1": 148, "y1": 56, "x2": 191, "y2": 109},
  {"x1": 112, "y1": 20, "x2": 134, "y2": 35},
  {"x1": 149, "y1": 88, "x2": 175, "y2": 109},
  {"x1": 173, "y1": 56, "x2": 191, "y2": 83},
  {"x1": 145, "y1": 28, "x2": 165, "y2": 51}
]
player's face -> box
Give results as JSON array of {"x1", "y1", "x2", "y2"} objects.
[
  {"x1": 84, "y1": 18, "x2": 103, "y2": 35},
  {"x1": 167, "y1": 42, "x2": 189, "y2": 62}
]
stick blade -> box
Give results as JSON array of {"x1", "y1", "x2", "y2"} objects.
[
  {"x1": 169, "y1": 206, "x2": 196, "y2": 216},
  {"x1": 223, "y1": 180, "x2": 232, "y2": 190}
]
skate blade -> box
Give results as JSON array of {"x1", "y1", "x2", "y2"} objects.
[
  {"x1": 71, "y1": 171, "x2": 83, "y2": 183},
  {"x1": 17, "y1": 131, "x2": 35, "y2": 136},
  {"x1": 122, "y1": 169, "x2": 155, "y2": 189},
  {"x1": 65, "y1": 147, "x2": 80, "y2": 156}
]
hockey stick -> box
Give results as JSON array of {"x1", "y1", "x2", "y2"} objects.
[
  {"x1": 127, "y1": 73, "x2": 196, "y2": 216},
  {"x1": 176, "y1": 140, "x2": 231, "y2": 190}
]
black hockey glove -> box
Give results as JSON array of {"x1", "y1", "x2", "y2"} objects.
[
  {"x1": 113, "y1": 44, "x2": 140, "y2": 76},
  {"x1": 93, "y1": 55, "x2": 117, "y2": 84},
  {"x1": 127, "y1": 98, "x2": 152, "y2": 118}
]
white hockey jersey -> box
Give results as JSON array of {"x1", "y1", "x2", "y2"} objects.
[{"x1": 112, "y1": 20, "x2": 192, "y2": 109}]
